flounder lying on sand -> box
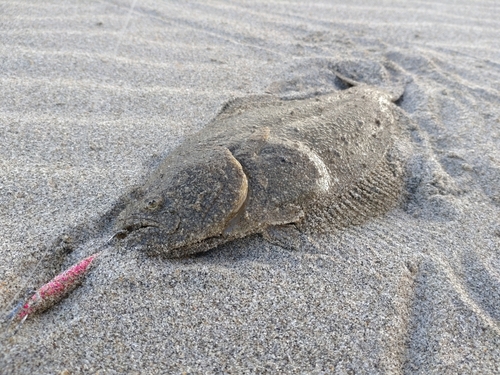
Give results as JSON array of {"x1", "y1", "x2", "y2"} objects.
[{"x1": 115, "y1": 85, "x2": 405, "y2": 257}]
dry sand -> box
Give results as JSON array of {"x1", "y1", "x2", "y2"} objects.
[{"x1": 1, "y1": 0, "x2": 499, "y2": 374}]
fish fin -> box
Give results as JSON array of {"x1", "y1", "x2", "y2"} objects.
[
  {"x1": 263, "y1": 224, "x2": 305, "y2": 251},
  {"x1": 332, "y1": 59, "x2": 407, "y2": 102},
  {"x1": 333, "y1": 70, "x2": 360, "y2": 87}
]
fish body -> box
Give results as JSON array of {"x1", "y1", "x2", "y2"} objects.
[{"x1": 116, "y1": 86, "x2": 403, "y2": 257}]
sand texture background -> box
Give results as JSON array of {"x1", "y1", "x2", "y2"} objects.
[{"x1": 1, "y1": 0, "x2": 500, "y2": 374}]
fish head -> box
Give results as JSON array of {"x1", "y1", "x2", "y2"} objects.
[{"x1": 115, "y1": 147, "x2": 248, "y2": 257}]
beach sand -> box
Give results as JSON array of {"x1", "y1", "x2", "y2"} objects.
[{"x1": 1, "y1": 0, "x2": 499, "y2": 373}]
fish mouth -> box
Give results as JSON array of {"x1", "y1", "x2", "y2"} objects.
[{"x1": 114, "y1": 219, "x2": 162, "y2": 239}]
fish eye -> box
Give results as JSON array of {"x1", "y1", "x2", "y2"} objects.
[{"x1": 144, "y1": 196, "x2": 163, "y2": 211}]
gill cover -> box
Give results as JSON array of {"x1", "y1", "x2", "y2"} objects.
[{"x1": 116, "y1": 147, "x2": 248, "y2": 256}]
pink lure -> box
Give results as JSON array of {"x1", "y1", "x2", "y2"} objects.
[{"x1": 16, "y1": 253, "x2": 100, "y2": 320}]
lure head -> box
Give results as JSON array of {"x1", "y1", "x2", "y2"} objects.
[{"x1": 115, "y1": 147, "x2": 248, "y2": 257}]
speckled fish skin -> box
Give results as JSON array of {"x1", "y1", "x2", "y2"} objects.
[{"x1": 115, "y1": 86, "x2": 402, "y2": 257}]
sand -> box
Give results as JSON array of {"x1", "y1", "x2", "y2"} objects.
[{"x1": 1, "y1": 0, "x2": 499, "y2": 374}]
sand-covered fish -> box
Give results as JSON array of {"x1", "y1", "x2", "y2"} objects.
[{"x1": 115, "y1": 85, "x2": 405, "y2": 257}]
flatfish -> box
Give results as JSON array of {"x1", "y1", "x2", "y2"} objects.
[{"x1": 115, "y1": 85, "x2": 405, "y2": 257}]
